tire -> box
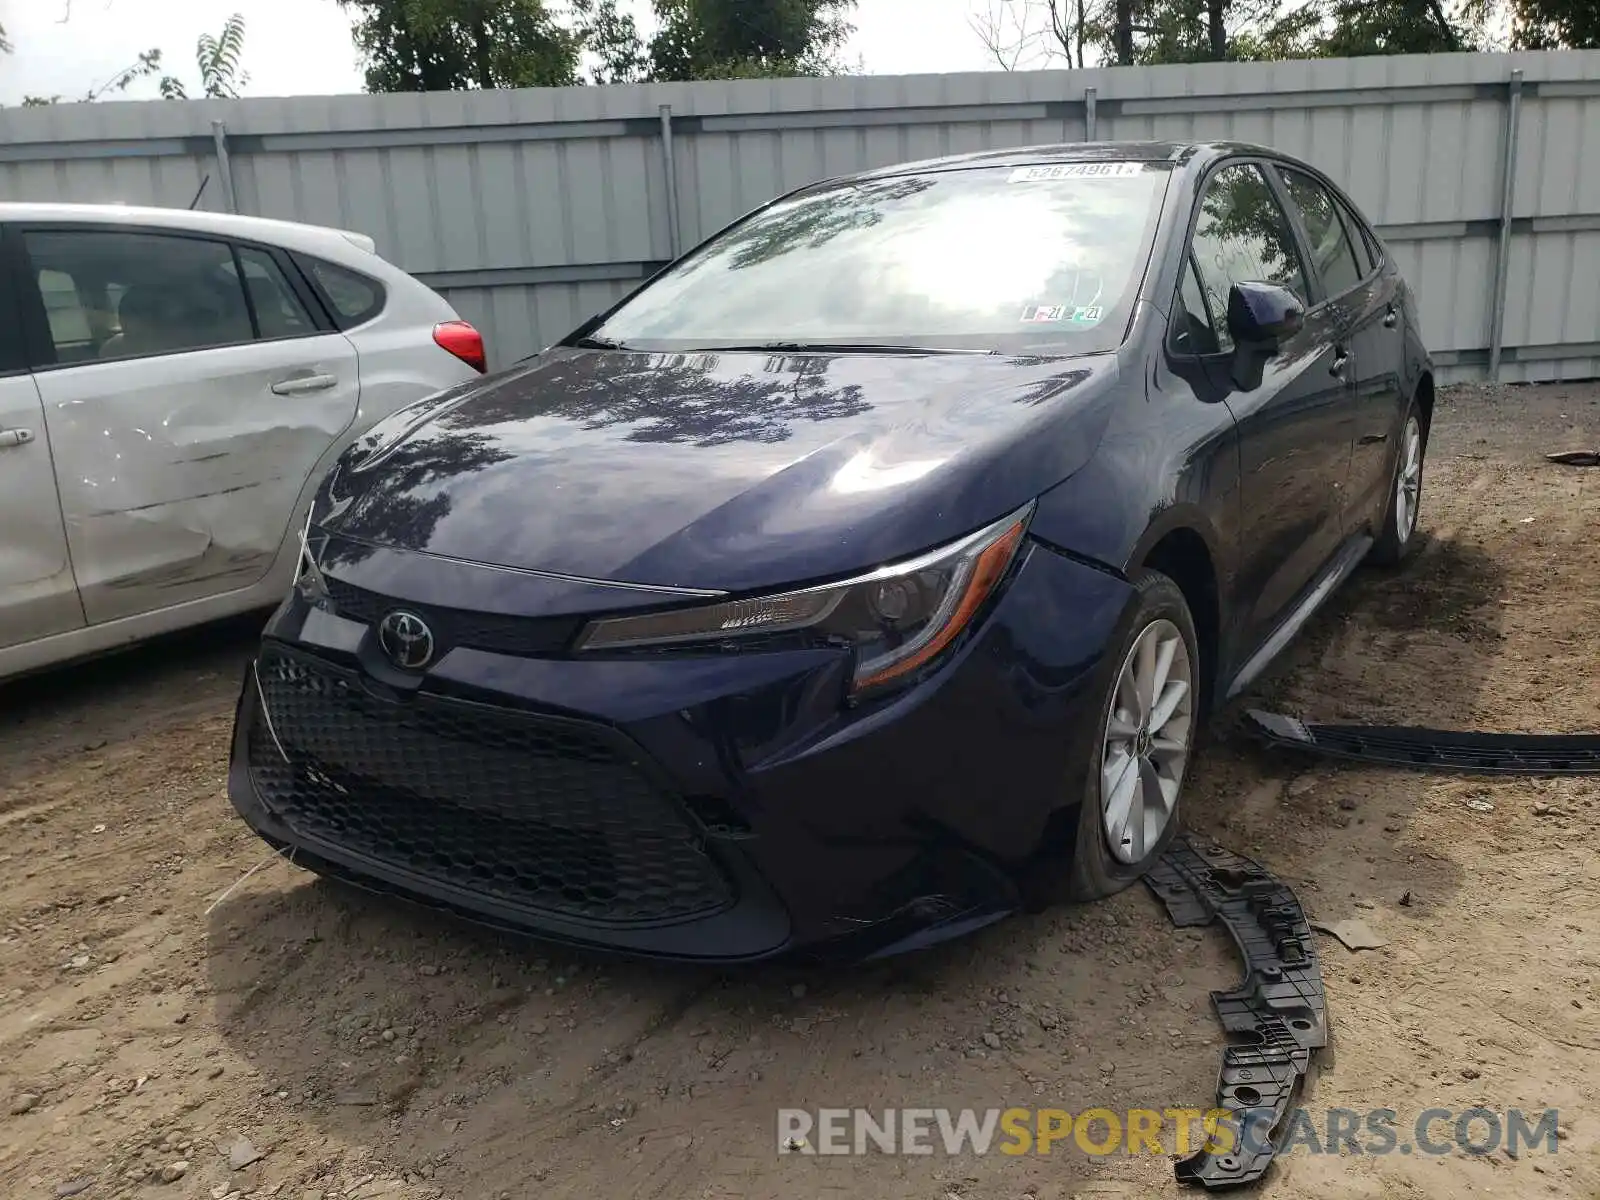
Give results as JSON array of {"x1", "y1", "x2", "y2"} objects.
[
  {"x1": 1065, "y1": 569, "x2": 1201, "y2": 902},
  {"x1": 1367, "y1": 400, "x2": 1426, "y2": 567}
]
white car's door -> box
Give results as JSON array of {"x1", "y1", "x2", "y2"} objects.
[
  {"x1": 21, "y1": 225, "x2": 360, "y2": 625},
  {"x1": 0, "y1": 372, "x2": 83, "y2": 650}
]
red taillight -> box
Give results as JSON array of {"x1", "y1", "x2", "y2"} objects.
[{"x1": 433, "y1": 320, "x2": 486, "y2": 373}]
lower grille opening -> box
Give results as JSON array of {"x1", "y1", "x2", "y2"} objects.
[{"x1": 247, "y1": 645, "x2": 735, "y2": 926}]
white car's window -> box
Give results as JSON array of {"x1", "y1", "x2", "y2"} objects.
[
  {"x1": 37, "y1": 268, "x2": 94, "y2": 353},
  {"x1": 231, "y1": 246, "x2": 316, "y2": 340},
  {"x1": 301, "y1": 256, "x2": 385, "y2": 327},
  {"x1": 24, "y1": 230, "x2": 254, "y2": 365}
]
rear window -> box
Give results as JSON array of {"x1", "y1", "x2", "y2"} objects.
[
  {"x1": 592, "y1": 161, "x2": 1172, "y2": 355},
  {"x1": 297, "y1": 254, "x2": 385, "y2": 327}
]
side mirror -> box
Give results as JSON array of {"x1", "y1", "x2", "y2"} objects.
[{"x1": 1227, "y1": 281, "x2": 1304, "y2": 391}]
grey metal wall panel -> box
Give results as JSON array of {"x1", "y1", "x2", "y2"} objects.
[{"x1": 2, "y1": 50, "x2": 1599, "y2": 376}]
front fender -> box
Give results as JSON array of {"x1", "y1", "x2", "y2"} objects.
[{"x1": 1028, "y1": 401, "x2": 1238, "y2": 584}]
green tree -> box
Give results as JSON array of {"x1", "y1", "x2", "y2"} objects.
[
  {"x1": 647, "y1": 0, "x2": 857, "y2": 81},
  {"x1": 1310, "y1": 0, "x2": 1468, "y2": 54},
  {"x1": 569, "y1": 0, "x2": 651, "y2": 83},
  {"x1": 160, "y1": 14, "x2": 250, "y2": 99},
  {"x1": 336, "y1": 0, "x2": 585, "y2": 90},
  {"x1": 1466, "y1": 0, "x2": 1600, "y2": 47}
]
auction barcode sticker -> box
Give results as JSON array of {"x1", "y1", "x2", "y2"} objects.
[{"x1": 1008, "y1": 162, "x2": 1145, "y2": 182}]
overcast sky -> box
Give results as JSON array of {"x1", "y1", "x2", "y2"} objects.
[{"x1": 0, "y1": 0, "x2": 1028, "y2": 106}]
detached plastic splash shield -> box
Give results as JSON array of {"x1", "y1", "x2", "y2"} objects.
[
  {"x1": 1247, "y1": 709, "x2": 1600, "y2": 775},
  {"x1": 1145, "y1": 837, "x2": 1327, "y2": 1191}
]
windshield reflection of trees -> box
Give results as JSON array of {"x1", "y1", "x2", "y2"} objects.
[{"x1": 716, "y1": 177, "x2": 939, "y2": 271}]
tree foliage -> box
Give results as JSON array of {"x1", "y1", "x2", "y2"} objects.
[
  {"x1": 1489, "y1": 0, "x2": 1600, "y2": 47},
  {"x1": 23, "y1": 49, "x2": 166, "y2": 106},
  {"x1": 335, "y1": 0, "x2": 856, "y2": 91},
  {"x1": 975, "y1": 0, "x2": 1492, "y2": 64},
  {"x1": 335, "y1": 0, "x2": 584, "y2": 91},
  {"x1": 648, "y1": 0, "x2": 857, "y2": 81},
  {"x1": 161, "y1": 14, "x2": 251, "y2": 99},
  {"x1": 16, "y1": 13, "x2": 247, "y2": 106}
]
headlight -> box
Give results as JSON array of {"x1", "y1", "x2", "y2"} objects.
[{"x1": 576, "y1": 503, "x2": 1033, "y2": 697}]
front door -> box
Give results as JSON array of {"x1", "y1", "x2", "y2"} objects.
[
  {"x1": 1186, "y1": 162, "x2": 1358, "y2": 654},
  {"x1": 18, "y1": 225, "x2": 361, "y2": 625}
]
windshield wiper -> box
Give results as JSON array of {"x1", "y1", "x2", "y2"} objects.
[
  {"x1": 688, "y1": 341, "x2": 997, "y2": 356},
  {"x1": 569, "y1": 334, "x2": 629, "y2": 350}
]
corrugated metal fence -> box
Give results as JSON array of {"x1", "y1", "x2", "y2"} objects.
[{"x1": 3, "y1": 49, "x2": 1599, "y2": 383}]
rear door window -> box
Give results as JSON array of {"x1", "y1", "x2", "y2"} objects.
[
  {"x1": 1276, "y1": 167, "x2": 1364, "y2": 298},
  {"x1": 24, "y1": 230, "x2": 254, "y2": 365}
]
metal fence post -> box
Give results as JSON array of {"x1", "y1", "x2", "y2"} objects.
[
  {"x1": 210, "y1": 119, "x2": 238, "y2": 213},
  {"x1": 1487, "y1": 68, "x2": 1523, "y2": 383},
  {"x1": 1084, "y1": 86, "x2": 1098, "y2": 142},
  {"x1": 658, "y1": 104, "x2": 684, "y2": 260}
]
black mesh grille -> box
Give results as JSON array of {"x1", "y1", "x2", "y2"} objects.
[
  {"x1": 247, "y1": 645, "x2": 734, "y2": 925},
  {"x1": 323, "y1": 576, "x2": 582, "y2": 658}
]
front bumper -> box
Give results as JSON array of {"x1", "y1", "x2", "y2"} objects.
[{"x1": 226, "y1": 539, "x2": 1134, "y2": 961}]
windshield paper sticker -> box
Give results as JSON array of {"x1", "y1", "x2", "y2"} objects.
[
  {"x1": 1008, "y1": 162, "x2": 1144, "y2": 183},
  {"x1": 1022, "y1": 304, "x2": 1104, "y2": 325}
]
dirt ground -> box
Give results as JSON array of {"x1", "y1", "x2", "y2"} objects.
[{"x1": 5, "y1": 381, "x2": 1600, "y2": 1200}]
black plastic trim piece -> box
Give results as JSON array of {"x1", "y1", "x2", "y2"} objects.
[
  {"x1": 1546, "y1": 450, "x2": 1600, "y2": 467},
  {"x1": 1146, "y1": 836, "x2": 1327, "y2": 1191},
  {"x1": 1247, "y1": 709, "x2": 1600, "y2": 775}
]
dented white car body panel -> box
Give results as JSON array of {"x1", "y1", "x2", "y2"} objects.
[{"x1": 0, "y1": 202, "x2": 481, "y2": 681}]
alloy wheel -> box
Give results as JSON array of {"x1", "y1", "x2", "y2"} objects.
[
  {"x1": 1100, "y1": 618, "x2": 1194, "y2": 865},
  {"x1": 1396, "y1": 414, "x2": 1423, "y2": 543}
]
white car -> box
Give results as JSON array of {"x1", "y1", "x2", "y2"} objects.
[{"x1": 0, "y1": 202, "x2": 485, "y2": 681}]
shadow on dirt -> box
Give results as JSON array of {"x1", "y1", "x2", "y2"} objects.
[
  {"x1": 1240, "y1": 532, "x2": 1509, "y2": 728},
  {"x1": 0, "y1": 611, "x2": 268, "y2": 785},
  {"x1": 1177, "y1": 530, "x2": 1483, "y2": 994},
  {"x1": 205, "y1": 861, "x2": 1230, "y2": 1196}
]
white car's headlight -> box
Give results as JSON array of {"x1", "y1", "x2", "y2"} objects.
[{"x1": 576, "y1": 503, "x2": 1033, "y2": 697}]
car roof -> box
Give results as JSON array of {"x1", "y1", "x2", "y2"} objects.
[
  {"x1": 0, "y1": 201, "x2": 380, "y2": 259},
  {"x1": 843, "y1": 140, "x2": 1279, "y2": 183}
]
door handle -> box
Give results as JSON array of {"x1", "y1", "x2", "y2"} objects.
[
  {"x1": 0, "y1": 427, "x2": 35, "y2": 449},
  {"x1": 1383, "y1": 306, "x2": 1399, "y2": 329},
  {"x1": 271, "y1": 373, "x2": 339, "y2": 396}
]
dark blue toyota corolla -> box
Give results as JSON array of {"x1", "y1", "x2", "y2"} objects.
[{"x1": 228, "y1": 140, "x2": 1433, "y2": 961}]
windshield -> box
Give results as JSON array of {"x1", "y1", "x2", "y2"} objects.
[{"x1": 588, "y1": 160, "x2": 1172, "y2": 356}]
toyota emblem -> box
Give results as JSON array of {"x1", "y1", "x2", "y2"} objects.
[{"x1": 376, "y1": 609, "x2": 435, "y2": 671}]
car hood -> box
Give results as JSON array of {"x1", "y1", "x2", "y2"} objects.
[{"x1": 319, "y1": 346, "x2": 1123, "y2": 593}]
